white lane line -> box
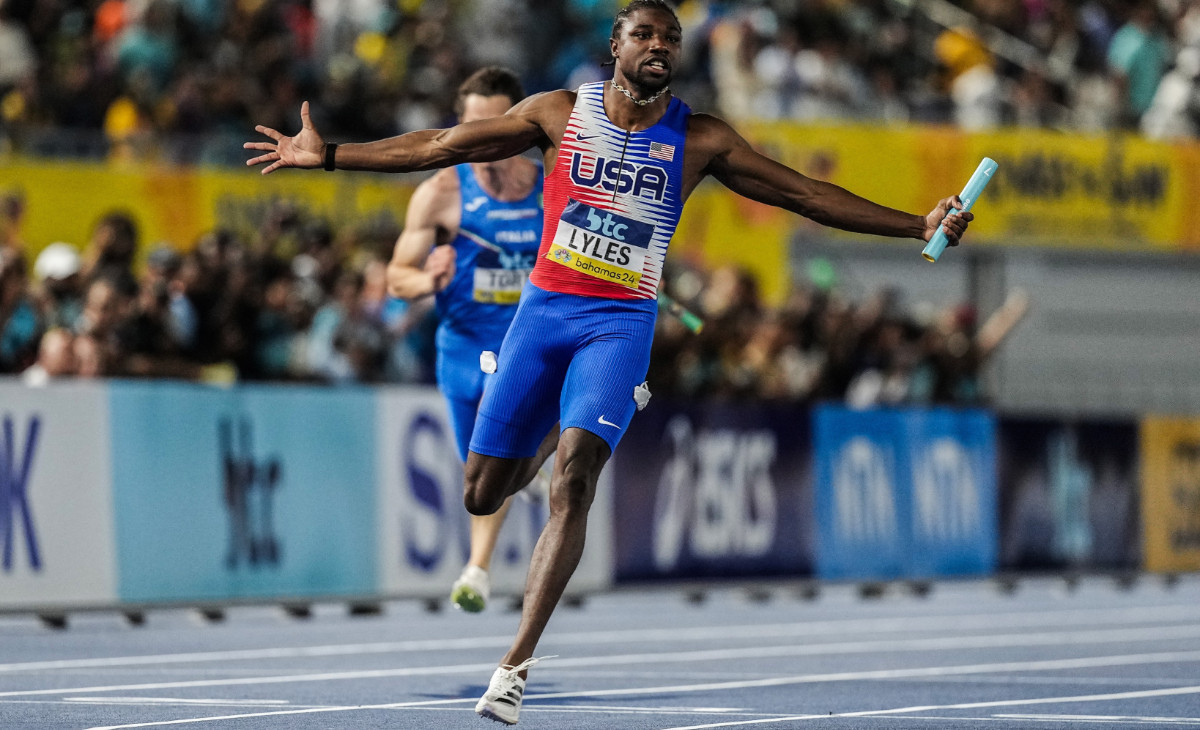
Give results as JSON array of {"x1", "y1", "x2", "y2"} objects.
[
  {"x1": 659, "y1": 685, "x2": 1200, "y2": 729},
  {"x1": 64, "y1": 697, "x2": 290, "y2": 706},
  {"x1": 5, "y1": 603, "x2": 1198, "y2": 674},
  {"x1": 81, "y1": 651, "x2": 1200, "y2": 730},
  {"x1": 0, "y1": 660, "x2": 499, "y2": 698},
  {"x1": 997, "y1": 714, "x2": 1200, "y2": 725},
  {"x1": 7, "y1": 623, "x2": 1200, "y2": 699}
]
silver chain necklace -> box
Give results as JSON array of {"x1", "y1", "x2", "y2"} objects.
[{"x1": 610, "y1": 79, "x2": 669, "y2": 106}]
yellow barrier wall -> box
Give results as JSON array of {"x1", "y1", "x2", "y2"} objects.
[
  {"x1": 743, "y1": 123, "x2": 1200, "y2": 253},
  {"x1": 5, "y1": 123, "x2": 1200, "y2": 306},
  {"x1": 1, "y1": 159, "x2": 417, "y2": 260},
  {"x1": 1141, "y1": 417, "x2": 1200, "y2": 573}
]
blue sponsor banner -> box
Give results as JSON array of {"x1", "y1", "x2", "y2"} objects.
[
  {"x1": 902, "y1": 409, "x2": 998, "y2": 576},
  {"x1": 110, "y1": 382, "x2": 377, "y2": 602},
  {"x1": 814, "y1": 408, "x2": 907, "y2": 580},
  {"x1": 814, "y1": 406, "x2": 997, "y2": 580},
  {"x1": 611, "y1": 401, "x2": 813, "y2": 581}
]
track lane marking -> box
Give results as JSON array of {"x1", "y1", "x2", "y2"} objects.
[
  {"x1": 4, "y1": 603, "x2": 1198, "y2": 674},
  {"x1": 80, "y1": 651, "x2": 1200, "y2": 729},
  {"x1": 660, "y1": 685, "x2": 1200, "y2": 729},
  {"x1": 6, "y1": 624, "x2": 1200, "y2": 698}
]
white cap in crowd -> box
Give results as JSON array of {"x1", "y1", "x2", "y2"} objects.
[{"x1": 33, "y1": 242, "x2": 81, "y2": 281}]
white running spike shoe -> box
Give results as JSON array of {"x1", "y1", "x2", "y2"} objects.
[
  {"x1": 475, "y1": 656, "x2": 552, "y2": 725},
  {"x1": 450, "y1": 564, "x2": 490, "y2": 613}
]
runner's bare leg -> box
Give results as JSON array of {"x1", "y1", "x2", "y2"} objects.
[
  {"x1": 464, "y1": 425, "x2": 559, "y2": 570},
  {"x1": 501, "y1": 428, "x2": 608, "y2": 674}
]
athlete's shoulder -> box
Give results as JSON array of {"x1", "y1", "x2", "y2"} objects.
[
  {"x1": 684, "y1": 112, "x2": 744, "y2": 160},
  {"x1": 511, "y1": 89, "x2": 578, "y2": 121},
  {"x1": 414, "y1": 166, "x2": 461, "y2": 198},
  {"x1": 407, "y1": 167, "x2": 462, "y2": 227},
  {"x1": 685, "y1": 112, "x2": 739, "y2": 142}
]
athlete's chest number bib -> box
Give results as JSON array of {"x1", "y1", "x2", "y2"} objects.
[
  {"x1": 473, "y1": 267, "x2": 528, "y2": 304},
  {"x1": 548, "y1": 200, "x2": 654, "y2": 289}
]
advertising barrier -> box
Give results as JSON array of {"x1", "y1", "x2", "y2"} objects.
[
  {"x1": 813, "y1": 406, "x2": 997, "y2": 580},
  {"x1": 3, "y1": 378, "x2": 1193, "y2": 613},
  {"x1": 611, "y1": 401, "x2": 814, "y2": 582},
  {"x1": 0, "y1": 382, "x2": 116, "y2": 608},
  {"x1": 109, "y1": 382, "x2": 378, "y2": 602},
  {"x1": 997, "y1": 418, "x2": 1140, "y2": 571},
  {"x1": 376, "y1": 386, "x2": 614, "y2": 598},
  {"x1": 1141, "y1": 416, "x2": 1200, "y2": 572}
]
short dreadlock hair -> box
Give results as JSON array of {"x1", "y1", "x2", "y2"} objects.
[{"x1": 610, "y1": 0, "x2": 680, "y2": 41}]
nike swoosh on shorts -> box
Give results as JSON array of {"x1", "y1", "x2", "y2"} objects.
[{"x1": 597, "y1": 415, "x2": 619, "y2": 428}]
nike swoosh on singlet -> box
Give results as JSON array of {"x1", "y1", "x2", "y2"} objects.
[
  {"x1": 464, "y1": 196, "x2": 487, "y2": 212},
  {"x1": 576, "y1": 133, "x2": 596, "y2": 141},
  {"x1": 597, "y1": 415, "x2": 619, "y2": 428}
]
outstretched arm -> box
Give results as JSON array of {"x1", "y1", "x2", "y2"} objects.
[
  {"x1": 245, "y1": 94, "x2": 559, "y2": 175},
  {"x1": 693, "y1": 115, "x2": 972, "y2": 244}
]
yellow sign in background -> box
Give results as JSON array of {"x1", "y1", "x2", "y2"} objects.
[
  {"x1": 4, "y1": 123, "x2": 1200, "y2": 305},
  {"x1": 1, "y1": 159, "x2": 416, "y2": 264},
  {"x1": 1141, "y1": 417, "x2": 1200, "y2": 573},
  {"x1": 743, "y1": 123, "x2": 1198, "y2": 253}
]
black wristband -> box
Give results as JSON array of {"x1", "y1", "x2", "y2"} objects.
[{"x1": 323, "y1": 143, "x2": 338, "y2": 171}]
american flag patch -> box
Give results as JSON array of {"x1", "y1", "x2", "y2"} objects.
[{"x1": 649, "y1": 141, "x2": 675, "y2": 161}]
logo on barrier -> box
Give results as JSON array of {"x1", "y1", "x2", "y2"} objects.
[
  {"x1": 219, "y1": 417, "x2": 282, "y2": 569},
  {"x1": 653, "y1": 416, "x2": 777, "y2": 570},
  {"x1": 1, "y1": 415, "x2": 41, "y2": 572},
  {"x1": 913, "y1": 438, "x2": 980, "y2": 542},
  {"x1": 833, "y1": 437, "x2": 896, "y2": 543},
  {"x1": 400, "y1": 412, "x2": 460, "y2": 572}
]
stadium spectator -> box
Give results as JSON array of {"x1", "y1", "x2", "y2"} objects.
[
  {"x1": 73, "y1": 276, "x2": 128, "y2": 370},
  {"x1": 21, "y1": 326, "x2": 75, "y2": 385},
  {"x1": 0, "y1": 247, "x2": 40, "y2": 373},
  {"x1": 72, "y1": 332, "x2": 106, "y2": 378},
  {"x1": 82, "y1": 211, "x2": 139, "y2": 291},
  {"x1": 0, "y1": 0, "x2": 36, "y2": 92},
  {"x1": 934, "y1": 27, "x2": 1004, "y2": 130},
  {"x1": 1108, "y1": 0, "x2": 1172, "y2": 128},
  {"x1": 31, "y1": 241, "x2": 85, "y2": 331}
]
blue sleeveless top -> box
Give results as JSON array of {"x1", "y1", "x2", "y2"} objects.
[{"x1": 435, "y1": 163, "x2": 544, "y2": 341}]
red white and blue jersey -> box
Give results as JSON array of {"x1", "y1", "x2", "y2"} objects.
[{"x1": 529, "y1": 81, "x2": 690, "y2": 300}]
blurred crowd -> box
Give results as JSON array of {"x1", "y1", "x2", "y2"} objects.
[
  {"x1": 649, "y1": 263, "x2": 1029, "y2": 407},
  {"x1": 0, "y1": 195, "x2": 1029, "y2": 406},
  {"x1": 0, "y1": 0, "x2": 1053, "y2": 404},
  {"x1": 1, "y1": 204, "x2": 438, "y2": 385},
  {"x1": 3, "y1": 0, "x2": 1200, "y2": 162}
]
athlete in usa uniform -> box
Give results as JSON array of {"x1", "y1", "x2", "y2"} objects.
[
  {"x1": 469, "y1": 80, "x2": 690, "y2": 461},
  {"x1": 246, "y1": 2, "x2": 976, "y2": 723}
]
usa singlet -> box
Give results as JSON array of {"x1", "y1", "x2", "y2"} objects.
[
  {"x1": 435, "y1": 162, "x2": 542, "y2": 461},
  {"x1": 530, "y1": 80, "x2": 691, "y2": 299},
  {"x1": 470, "y1": 84, "x2": 691, "y2": 459}
]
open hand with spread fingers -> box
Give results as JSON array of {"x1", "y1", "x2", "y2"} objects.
[{"x1": 244, "y1": 101, "x2": 326, "y2": 174}]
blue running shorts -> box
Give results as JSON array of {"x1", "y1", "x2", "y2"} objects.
[
  {"x1": 469, "y1": 282, "x2": 657, "y2": 458},
  {"x1": 436, "y1": 324, "x2": 507, "y2": 462}
]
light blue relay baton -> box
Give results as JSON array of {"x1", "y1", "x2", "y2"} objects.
[{"x1": 922, "y1": 157, "x2": 998, "y2": 262}]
